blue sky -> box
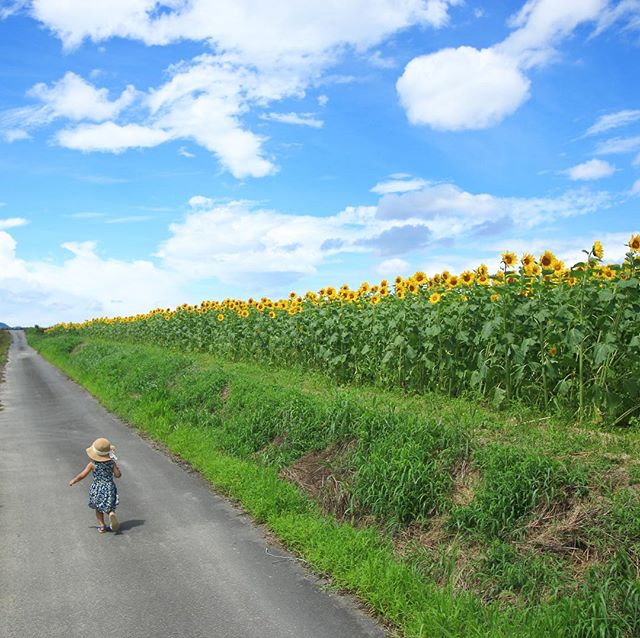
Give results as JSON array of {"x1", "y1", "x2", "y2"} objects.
[{"x1": 0, "y1": 0, "x2": 639, "y2": 326}]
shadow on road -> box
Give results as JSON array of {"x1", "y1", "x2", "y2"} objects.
[{"x1": 116, "y1": 519, "x2": 145, "y2": 533}]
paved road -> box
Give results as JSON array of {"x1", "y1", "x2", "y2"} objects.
[{"x1": 0, "y1": 331, "x2": 387, "y2": 638}]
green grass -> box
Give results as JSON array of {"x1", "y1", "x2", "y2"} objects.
[
  {"x1": 0, "y1": 329, "x2": 10, "y2": 377},
  {"x1": 28, "y1": 330, "x2": 640, "y2": 637}
]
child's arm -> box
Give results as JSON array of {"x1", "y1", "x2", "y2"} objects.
[
  {"x1": 112, "y1": 462, "x2": 122, "y2": 479},
  {"x1": 69, "y1": 462, "x2": 93, "y2": 486}
]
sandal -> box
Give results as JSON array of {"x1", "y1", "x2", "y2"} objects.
[{"x1": 98, "y1": 525, "x2": 108, "y2": 533}]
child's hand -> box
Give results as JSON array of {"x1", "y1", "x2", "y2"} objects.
[{"x1": 69, "y1": 480, "x2": 74, "y2": 486}]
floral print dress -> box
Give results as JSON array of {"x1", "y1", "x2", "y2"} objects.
[{"x1": 88, "y1": 460, "x2": 118, "y2": 513}]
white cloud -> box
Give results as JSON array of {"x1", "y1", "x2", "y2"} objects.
[
  {"x1": 28, "y1": 72, "x2": 135, "y2": 121},
  {"x1": 397, "y1": 46, "x2": 530, "y2": 130},
  {"x1": 0, "y1": 72, "x2": 136, "y2": 142},
  {"x1": 631, "y1": 178, "x2": 640, "y2": 195},
  {"x1": 317, "y1": 95, "x2": 329, "y2": 107},
  {"x1": 104, "y1": 216, "x2": 153, "y2": 224},
  {"x1": 585, "y1": 109, "x2": 640, "y2": 136},
  {"x1": 596, "y1": 135, "x2": 640, "y2": 155},
  {"x1": 178, "y1": 146, "x2": 195, "y2": 158},
  {"x1": 371, "y1": 177, "x2": 427, "y2": 194},
  {"x1": 634, "y1": 153, "x2": 640, "y2": 166},
  {"x1": 146, "y1": 55, "x2": 280, "y2": 178},
  {"x1": 56, "y1": 122, "x2": 172, "y2": 153},
  {"x1": 564, "y1": 159, "x2": 616, "y2": 181},
  {"x1": 28, "y1": 1, "x2": 461, "y2": 59},
  {"x1": 0, "y1": 217, "x2": 28, "y2": 229},
  {"x1": 376, "y1": 258, "x2": 410, "y2": 277},
  {"x1": 261, "y1": 112, "x2": 323, "y2": 128},
  {"x1": 0, "y1": 231, "x2": 183, "y2": 326},
  {"x1": 397, "y1": 0, "x2": 606, "y2": 130},
  {"x1": 66, "y1": 212, "x2": 106, "y2": 219},
  {"x1": 368, "y1": 50, "x2": 397, "y2": 69},
  {"x1": 158, "y1": 183, "x2": 611, "y2": 284},
  {"x1": 155, "y1": 200, "x2": 374, "y2": 281},
  {"x1": 3, "y1": 129, "x2": 30, "y2": 142},
  {"x1": 188, "y1": 195, "x2": 214, "y2": 208},
  {"x1": 376, "y1": 182, "x2": 610, "y2": 235},
  {"x1": 12, "y1": 2, "x2": 462, "y2": 177},
  {"x1": 594, "y1": 0, "x2": 640, "y2": 35}
]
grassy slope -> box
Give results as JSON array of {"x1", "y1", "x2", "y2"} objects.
[
  {"x1": 0, "y1": 329, "x2": 10, "y2": 376},
  {"x1": 28, "y1": 331, "x2": 640, "y2": 638}
]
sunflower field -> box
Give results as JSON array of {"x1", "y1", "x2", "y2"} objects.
[{"x1": 49, "y1": 236, "x2": 640, "y2": 424}]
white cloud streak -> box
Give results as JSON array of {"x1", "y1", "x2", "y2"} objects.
[
  {"x1": 596, "y1": 135, "x2": 640, "y2": 155},
  {"x1": 563, "y1": 159, "x2": 616, "y2": 181},
  {"x1": 56, "y1": 122, "x2": 173, "y2": 153},
  {"x1": 0, "y1": 217, "x2": 29, "y2": 229},
  {"x1": 585, "y1": 109, "x2": 640, "y2": 136},
  {"x1": 371, "y1": 177, "x2": 427, "y2": 194},
  {"x1": 261, "y1": 112, "x2": 324, "y2": 128}
]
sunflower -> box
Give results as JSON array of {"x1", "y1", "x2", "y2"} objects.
[
  {"x1": 239, "y1": 309, "x2": 249, "y2": 318},
  {"x1": 521, "y1": 253, "x2": 535, "y2": 268},
  {"x1": 288, "y1": 291, "x2": 297, "y2": 299},
  {"x1": 548, "y1": 346, "x2": 557, "y2": 357},
  {"x1": 268, "y1": 311, "x2": 276, "y2": 319},
  {"x1": 396, "y1": 290, "x2": 406, "y2": 299},
  {"x1": 490, "y1": 293, "x2": 500, "y2": 302},
  {"x1": 370, "y1": 295, "x2": 381, "y2": 305},
  {"x1": 394, "y1": 275, "x2": 403, "y2": 285},
  {"x1": 592, "y1": 240, "x2": 604, "y2": 259},
  {"x1": 501, "y1": 251, "x2": 517, "y2": 268},
  {"x1": 460, "y1": 270, "x2": 475, "y2": 285},
  {"x1": 429, "y1": 292, "x2": 441, "y2": 304},
  {"x1": 447, "y1": 275, "x2": 459, "y2": 288},
  {"x1": 600, "y1": 265, "x2": 615, "y2": 280},
  {"x1": 407, "y1": 282, "x2": 418, "y2": 294},
  {"x1": 359, "y1": 282, "x2": 370, "y2": 293},
  {"x1": 566, "y1": 276, "x2": 577, "y2": 286},
  {"x1": 540, "y1": 250, "x2": 557, "y2": 269},
  {"x1": 629, "y1": 234, "x2": 640, "y2": 253},
  {"x1": 217, "y1": 313, "x2": 225, "y2": 322},
  {"x1": 441, "y1": 270, "x2": 451, "y2": 281},
  {"x1": 476, "y1": 263, "x2": 489, "y2": 276},
  {"x1": 379, "y1": 286, "x2": 389, "y2": 297},
  {"x1": 380, "y1": 279, "x2": 388, "y2": 288},
  {"x1": 256, "y1": 302, "x2": 265, "y2": 312},
  {"x1": 414, "y1": 271, "x2": 427, "y2": 284},
  {"x1": 477, "y1": 273, "x2": 490, "y2": 286}
]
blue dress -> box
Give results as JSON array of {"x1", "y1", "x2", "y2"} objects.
[{"x1": 88, "y1": 460, "x2": 119, "y2": 513}]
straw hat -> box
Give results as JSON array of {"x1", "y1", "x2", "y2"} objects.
[{"x1": 86, "y1": 437, "x2": 116, "y2": 462}]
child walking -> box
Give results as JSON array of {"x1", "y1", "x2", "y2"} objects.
[{"x1": 69, "y1": 437, "x2": 122, "y2": 533}]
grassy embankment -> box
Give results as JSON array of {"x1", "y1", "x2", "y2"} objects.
[
  {"x1": 28, "y1": 330, "x2": 640, "y2": 638},
  {"x1": 0, "y1": 329, "x2": 10, "y2": 378}
]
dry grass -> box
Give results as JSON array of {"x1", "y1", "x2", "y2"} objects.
[{"x1": 279, "y1": 440, "x2": 355, "y2": 520}]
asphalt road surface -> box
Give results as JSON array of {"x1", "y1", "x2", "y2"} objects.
[{"x1": 0, "y1": 331, "x2": 388, "y2": 638}]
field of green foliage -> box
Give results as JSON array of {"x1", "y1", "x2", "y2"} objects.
[
  {"x1": 49, "y1": 240, "x2": 640, "y2": 426},
  {"x1": 29, "y1": 330, "x2": 640, "y2": 638}
]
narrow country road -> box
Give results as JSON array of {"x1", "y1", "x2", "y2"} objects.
[{"x1": 0, "y1": 331, "x2": 387, "y2": 638}]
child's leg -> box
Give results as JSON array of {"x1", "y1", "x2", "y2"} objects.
[{"x1": 95, "y1": 509, "x2": 106, "y2": 531}]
